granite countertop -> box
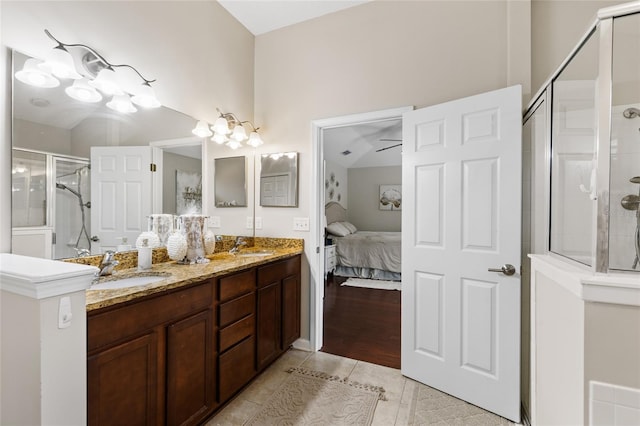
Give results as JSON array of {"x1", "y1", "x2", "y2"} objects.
[{"x1": 86, "y1": 245, "x2": 303, "y2": 312}]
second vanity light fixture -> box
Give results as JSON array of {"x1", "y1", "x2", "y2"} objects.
[
  {"x1": 192, "y1": 108, "x2": 264, "y2": 149},
  {"x1": 15, "y1": 29, "x2": 160, "y2": 113}
]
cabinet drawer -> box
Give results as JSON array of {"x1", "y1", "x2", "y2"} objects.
[
  {"x1": 257, "y1": 256, "x2": 300, "y2": 288},
  {"x1": 325, "y1": 245, "x2": 336, "y2": 257},
  {"x1": 219, "y1": 336, "x2": 256, "y2": 402},
  {"x1": 220, "y1": 292, "x2": 255, "y2": 328},
  {"x1": 219, "y1": 314, "x2": 254, "y2": 352},
  {"x1": 88, "y1": 281, "x2": 214, "y2": 352},
  {"x1": 219, "y1": 269, "x2": 255, "y2": 302}
]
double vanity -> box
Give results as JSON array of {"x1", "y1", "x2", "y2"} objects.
[
  {"x1": 81, "y1": 238, "x2": 302, "y2": 425},
  {"x1": 86, "y1": 240, "x2": 302, "y2": 425}
]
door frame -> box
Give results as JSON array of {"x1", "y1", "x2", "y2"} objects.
[{"x1": 310, "y1": 106, "x2": 413, "y2": 351}]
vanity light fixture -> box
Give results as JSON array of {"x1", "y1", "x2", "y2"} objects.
[
  {"x1": 14, "y1": 29, "x2": 160, "y2": 113},
  {"x1": 194, "y1": 108, "x2": 264, "y2": 149}
]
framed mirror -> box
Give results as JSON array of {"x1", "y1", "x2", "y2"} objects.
[
  {"x1": 214, "y1": 156, "x2": 247, "y2": 207},
  {"x1": 260, "y1": 152, "x2": 298, "y2": 207}
]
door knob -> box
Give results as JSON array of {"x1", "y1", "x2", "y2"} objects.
[
  {"x1": 488, "y1": 264, "x2": 516, "y2": 276},
  {"x1": 90, "y1": 235, "x2": 100, "y2": 242}
]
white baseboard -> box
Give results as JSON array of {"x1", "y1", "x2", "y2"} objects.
[{"x1": 292, "y1": 338, "x2": 312, "y2": 352}]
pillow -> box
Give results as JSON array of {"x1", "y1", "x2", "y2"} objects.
[
  {"x1": 326, "y1": 221, "x2": 350, "y2": 237},
  {"x1": 340, "y1": 221, "x2": 357, "y2": 233}
]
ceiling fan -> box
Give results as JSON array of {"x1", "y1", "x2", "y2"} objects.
[{"x1": 376, "y1": 138, "x2": 402, "y2": 152}]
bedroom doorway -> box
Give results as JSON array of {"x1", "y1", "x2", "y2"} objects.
[{"x1": 311, "y1": 106, "x2": 412, "y2": 365}]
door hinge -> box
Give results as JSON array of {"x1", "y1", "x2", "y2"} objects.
[
  {"x1": 150, "y1": 163, "x2": 157, "y2": 172},
  {"x1": 52, "y1": 232, "x2": 56, "y2": 244},
  {"x1": 316, "y1": 246, "x2": 320, "y2": 254}
]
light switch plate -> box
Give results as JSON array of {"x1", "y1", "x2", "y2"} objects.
[
  {"x1": 246, "y1": 217, "x2": 253, "y2": 229},
  {"x1": 209, "y1": 216, "x2": 221, "y2": 228},
  {"x1": 255, "y1": 217, "x2": 262, "y2": 229},
  {"x1": 293, "y1": 217, "x2": 310, "y2": 231}
]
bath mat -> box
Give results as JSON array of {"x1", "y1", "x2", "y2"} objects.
[
  {"x1": 341, "y1": 277, "x2": 401, "y2": 291},
  {"x1": 244, "y1": 367, "x2": 386, "y2": 425}
]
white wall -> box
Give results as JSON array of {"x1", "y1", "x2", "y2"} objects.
[
  {"x1": 348, "y1": 166, "x2": 401, "y2": 232},
  {"x1": 254, "y1": 0, "x2": 531, "y2": 343},
  {"x1": 324, "y1": 160, "x2": 347, "y2": 209},
  {"x1": 531, "y1": 0, "x2": 623, "y2": 94},
  {"x1": 13, "y1": 118, "x2": 71, "y2": 154}
]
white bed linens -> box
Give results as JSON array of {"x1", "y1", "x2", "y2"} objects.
[{"x1": 333, "y1": 231, "x2": 401, "y2": 273}]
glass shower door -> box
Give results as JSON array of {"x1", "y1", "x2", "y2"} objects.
[
  {"x1": 610, "y1": 13, "x2": 640, "y2": 271},
  {"x1": 53, "y1": 157, "x2": 91, "y2": 259}
]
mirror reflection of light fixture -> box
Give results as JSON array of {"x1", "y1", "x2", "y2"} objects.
[
  {"x1": 65, "y1": 77, "x2": 102, "y2": 103},
  {"x1": 106, "y1": 94, "x2": 137, "y2": 113},
  {"x1": 15, "y1": 58, "x2": 60, "y2": 88},
  {"x1": 194, "y1": 108, "x2": 264, "y2": 149},
  {"x1": 13, "y1": 29, "x2": 160, "y2": 113}
]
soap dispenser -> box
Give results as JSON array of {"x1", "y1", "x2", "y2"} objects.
[{"x1": 138, "y1": 238, "x2": 152, "y2": 271}]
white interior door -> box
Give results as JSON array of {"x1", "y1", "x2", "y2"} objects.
[
  {"x1": 401, "y1": 85, "x2": 522, "y2": 422},
  {"x1": 90, "y1": 146, "x2": 152, "y2": 253}
]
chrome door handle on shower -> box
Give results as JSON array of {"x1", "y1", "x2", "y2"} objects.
[{"x1": 488, "y1": 264, "x2": 516, "y2": 276}]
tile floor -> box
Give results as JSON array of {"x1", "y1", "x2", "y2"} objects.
[{"x1": 205, "y1": 349, "x2": 515, "y2": 425}]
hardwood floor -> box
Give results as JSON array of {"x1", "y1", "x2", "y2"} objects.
[{"x1": 321, "y1": 274, "x2": 401, "y2": 369}]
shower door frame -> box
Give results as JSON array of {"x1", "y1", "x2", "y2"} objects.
[{"x1": 52, "y1": 155, "x2": 91, "y2": 259}]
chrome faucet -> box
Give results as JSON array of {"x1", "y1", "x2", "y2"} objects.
[
  {"x1": 98, "y1": 250, "x2": 119, "y2": 276},
  {"x1": 74, "y1": 248, "x2": 91, "y2": 258},
  {"x1": 229, "y1": 237, "x2": 248, "y2": 254}
]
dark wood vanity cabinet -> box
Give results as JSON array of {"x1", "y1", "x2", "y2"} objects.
[
  {"x1": 87, "y1": 254, "x2": 301, "y2": 425},
  {"x1": 256, "y1": 256, "x2": 301, "y2": 371},
  {"x1": 87, "y1": 279, "x2": 216, "y2": 426},
  {"x1": 217, "y1": 268, "x2": 257, "y2": 402}
]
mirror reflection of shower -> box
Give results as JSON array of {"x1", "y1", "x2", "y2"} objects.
[
  {"x1": 621, "y1": 176, "x2": 640, "y2": 269},
  {"x1": 55, "y1": 160, "x2": 91, "y2": 258}
]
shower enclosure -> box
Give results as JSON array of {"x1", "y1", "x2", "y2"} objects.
[
  {"x1": 12, "y1": 148, "x2": 91, "y2": 259},
  {"x1": 524, "y1": 5, "x2": 640, "y2": 274}
]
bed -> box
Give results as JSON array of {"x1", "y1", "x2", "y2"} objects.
[{"x1": 325, "y1": 201, "x2": 401, "y2": 281}]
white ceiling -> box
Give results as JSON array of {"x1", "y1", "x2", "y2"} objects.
[
  {"x1": 217, "y1": 0, "x2": 370, "y2": 35},
  {"x1": 323, "y1": 119, "x2": 402, "y2": 169}
]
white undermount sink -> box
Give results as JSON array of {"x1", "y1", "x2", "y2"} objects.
[{"x1": 91, "y1": 273, "x2": 170, "y2": 290}]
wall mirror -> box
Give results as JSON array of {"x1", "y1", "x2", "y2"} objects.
[
  {"x1": 214, "y1": 156, "x2": 247, "y2": 207},
  {"x1": 10, "y1": 49, "x2": 208, "y2": 258},
  {"x1": 260, "y1": 152, "x2": 299, "y2": 207}
]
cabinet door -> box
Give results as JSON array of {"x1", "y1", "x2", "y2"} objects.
[
  {"x1": 257, "y1": 281, "x2": 281, "y2": 370},
  {"x1": 166, "y1": 309, "x2": 216, "y2": 426},
  {"x1": 282, "y1": 274, "x2": 301, "y2": 348},
  {"x1": 88, "y1": 332, "x2": 158, "y2": 426}
]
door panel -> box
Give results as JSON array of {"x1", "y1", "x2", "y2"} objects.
[
  {"x1": 91, "y1": 146, "x2": 151, "y2": 253},
  {"x1": 402, "y1": 85, "x2": 521, "y2": 422}
]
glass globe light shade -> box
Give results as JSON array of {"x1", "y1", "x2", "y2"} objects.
[
  {"x1": 65, "y1": 78, "x2": 102, "y2": 103},
  {"x1": 231, "y1": 124, "x2": 248, "y2": 142},
  {"x1": 15, "y1": 58, "x2": 60, "y2": 88},
  {"x1": 106, "y1": 94, "x2": 137, "y2": 113},
  {"x1": 212, "y1": 117, "x2": 231, "y2": 135},
  {"x1": 226, "y1": 140, "x2": 242, "y2": 150},
  {"x1": 89, "y1": 68, "x2": 124, "y2": 96},
  {"x1": 39, "y1": 47, "x2": 82, "y2": 79},
  {"x1": 131, "y1": 83, "x2": 161, "y2": 108},
  {"x1": 247, "y1": 131, "x2": 264, "y2": 148},
  {"x1": 211, "y1": 133, "x2": 228, "y2": 144},
  {"x1": 192, "y1": 120, "x2": 213, "y2": 138}
]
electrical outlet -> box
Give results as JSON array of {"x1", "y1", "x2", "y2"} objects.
[
  {"x1": 293, "y1": 217, "x2": 310, "y2": 231},
  {"x1": 209, "y1": 216, "x2": 221, "y2": 228},
  {"x1": 255, "y1": 217, "x2": 262, "y2": 229},
  {"x1": 246, "y1": 217, "x2": 253, "y2": 229}
]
